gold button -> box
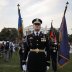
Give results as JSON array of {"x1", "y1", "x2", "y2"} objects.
[
  {"x1": 37, "y1": 40, "x2": 38, "y2": 41},
  {"x1": 37, "y1": 44, "x2": 38, "y2": 45}
]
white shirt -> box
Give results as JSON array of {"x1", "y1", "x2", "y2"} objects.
[{"x1": 34, "y1": 31, "x2": 40, "y2": 36}]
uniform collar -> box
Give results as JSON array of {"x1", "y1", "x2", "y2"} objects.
[
  {"x1": 32, "y1": 31, "x2": 43, "y2": 36},
  {"x1": 34, "y1": 31, "x2": 40, "y2": 36}
]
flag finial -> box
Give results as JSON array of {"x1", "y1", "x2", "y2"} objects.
[
  {"x1": 17, "y1": 4, "x2": 20, "y2": 9},
  {"x1": 64, "y1": 1, "x2": 69, "y2": 16},
  {"x1": 66, "y1": 1, "x2": 69, "y2": 5}
]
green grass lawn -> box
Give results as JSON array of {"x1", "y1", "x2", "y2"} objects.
[
  {"x1": 0, "y1": 52, "x2": 72, "y2": 72},
  {"x1": 0, "y1": 51, "x2": 21, "y2": 72}
]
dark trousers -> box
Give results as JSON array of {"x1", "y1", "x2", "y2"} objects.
[
  {"x1": 51, "y1": 50, "x2": 57, "y2": 71},
  {"x1": 52, "y1": 58, "x2": 57, "y2": 71}
]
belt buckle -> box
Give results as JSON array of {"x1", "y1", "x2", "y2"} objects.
[{"x1": 35, "y1": 48, "x2": 39, "y2": 53}]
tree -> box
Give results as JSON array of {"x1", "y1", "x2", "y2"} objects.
[{"x1": 0, "y1": 28, "x2": 18, "y2": 41}]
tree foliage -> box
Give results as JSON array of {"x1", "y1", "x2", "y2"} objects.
[{"x1": 0, "y1": 28, "x2": 18, "y2": 41}]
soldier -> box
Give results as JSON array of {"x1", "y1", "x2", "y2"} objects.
[
  {"x1": 23, "y1": 18, "x2": 50, "y2": 72},
  {"x1": 50, "y1": 36, "x2": 58, "y2": 72},
  {"x1": 19, "y1": 41, "x2": 25, "y2": 71}
]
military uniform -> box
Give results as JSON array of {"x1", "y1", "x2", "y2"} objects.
[
  {"x1": 22, "y1": 18, "x2": 50, "y2": 72},
  {"x1": 19, "y1": 42, "x2": 25, "y2": 71},
  {"x1": 23, "y1": 31, "x2": 50, "y2": 72},
  {"x1": 50, "y1": 39, "x2": 58, "y2": 72}
]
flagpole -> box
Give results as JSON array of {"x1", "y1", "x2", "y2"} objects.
[
  {"x1": 51, "y1": 20, "x2": 53, "y2": 28},
  {"x1": 64, "y1": 1, "x2": 69, "y2": 16},
  {"x1": 17, "y1": 4, "x2": 20, "y2": 10},
  {"x1": 17, "y1": 4, "x2": 20, "y2": 39},
  {"x1": 51, "y1": 20, "x2": 53, "y2": 24}
]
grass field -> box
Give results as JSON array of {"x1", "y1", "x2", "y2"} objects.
[
  {"x1": 0, "y1": 52, "x2": 21, "y2": 72},
  {"x1": 0, "y1": 52, "x2": 72, "y2": 72}
]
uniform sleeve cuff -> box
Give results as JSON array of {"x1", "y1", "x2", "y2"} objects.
[
  {"x1": 22, "y1": 60, "x2": 26, "y2": 64},
  {"x1": 46, "y1": 61, "x2": 50, "y2": 66}
]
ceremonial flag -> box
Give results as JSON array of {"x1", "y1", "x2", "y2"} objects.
[
  {"x1": 49, "y1": 21, "x2": 57, "y2": 43},
  {"x1": 18, "y1": 5, "x2": 23, "y2": 38},
  {"x1": 58, "y1": 12, "x2": 70, "y2": 68}
]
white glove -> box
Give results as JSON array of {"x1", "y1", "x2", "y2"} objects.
[
  {"x1": 47, "y1": 66, "x2": 49, "y2": 70},
  {"x1": 54, "y1": 42, "x2": 57, "y2": 45},
  {"x1": 22, "y1": 64, "x2": 27, "y2": 71}
]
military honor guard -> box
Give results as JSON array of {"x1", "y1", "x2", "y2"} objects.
[
  {"x1": 23, "y1": 18, "x2": 50, "y2": 72},
  {"x1": 50, "y1": 36, "x2": 58, "y2": 72}
]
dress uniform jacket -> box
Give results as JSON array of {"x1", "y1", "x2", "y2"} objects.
[{"x1": 24, "y1": 31, "x2": 50, "y2": 72}]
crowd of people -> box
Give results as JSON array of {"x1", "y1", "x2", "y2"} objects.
[{"x1": 0, "y1": 41, "x2": 18, "y2": 61}]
